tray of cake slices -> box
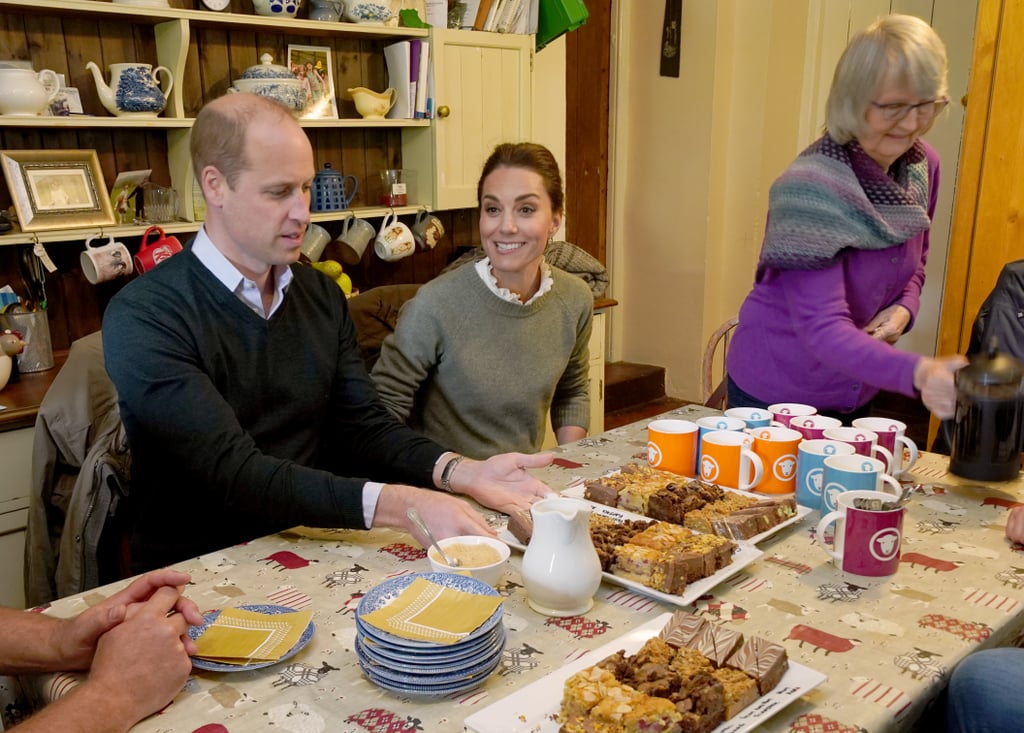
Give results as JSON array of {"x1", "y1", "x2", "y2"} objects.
[
  {"x1": 500, "y1": 500, "x2": 763, "y2": 609},
  {"x1": 464, "y1": 610, "x2": 827, "y2": 733},
  {"x1": 561, "y1": 462, "x2": 810, "y2": 544}
]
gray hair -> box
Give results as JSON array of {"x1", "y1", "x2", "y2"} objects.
[{"x1": 825, "y1": 14, "x2": 948, "y2": 143}]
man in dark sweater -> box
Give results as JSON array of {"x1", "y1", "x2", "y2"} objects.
[{"x1": 102, "y1": 93, "x2": 552, "y2": 572}]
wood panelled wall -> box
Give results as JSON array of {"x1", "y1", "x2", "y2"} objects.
[{"x1": 0, "y1": 0, "x2": 480, "y2": 351}]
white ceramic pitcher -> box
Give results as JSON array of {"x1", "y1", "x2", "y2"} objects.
[{"x1": 520, "y1": 497, "x2": 602, "y2": 617}]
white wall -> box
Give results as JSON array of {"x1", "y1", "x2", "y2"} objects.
[{"x1": 604, "y1": 0, "x2": 975, "y2": 402}]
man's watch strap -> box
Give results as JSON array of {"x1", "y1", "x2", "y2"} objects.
[{"x1": 440, "y1": 455, "x2": 466, "y2": 493}]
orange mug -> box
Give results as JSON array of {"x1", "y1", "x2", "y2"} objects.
[
  {"x1": 135, "y1": 226, "x2": 183, "y2": 274},
  {"x1": 647, "y1": 419, "x2": 698, "y2": 477},
  {"x1": 699, "y1": 430, "x2": 763, "y2": 490},
  {"x1": 750, "y1": 426, "x2": 803, "y2": 494}
]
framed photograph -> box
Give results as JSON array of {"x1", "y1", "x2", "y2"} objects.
[
  {"x1": 287, "y1": 43, "x2": 339, "y2": 120},
  {"x1": 109, "y1": 168, "x2": 152, "y2": 224},
  {"x1": 49, "y1": 87, "x2": 84, "y2": 116},
  {"x1": 0, "y1": 150, "x2": 115, "y2": 232}
]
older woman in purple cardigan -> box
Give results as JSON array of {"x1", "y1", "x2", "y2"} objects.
[{"x1": 726, "y1": 14, "x2": 965, "y2": 421}]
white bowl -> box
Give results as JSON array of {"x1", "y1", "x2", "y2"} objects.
[{"x1": 427, "y1": 535, "x2": 510, "y2": 587}]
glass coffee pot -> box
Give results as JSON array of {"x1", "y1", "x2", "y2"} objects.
[{"x1": 949, "y1": 339, "x2": 1024, "y2": 481}]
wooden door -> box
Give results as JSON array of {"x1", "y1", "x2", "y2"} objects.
[
  {"x1": 938, "y1": 0, "x2": 1024, "y2": 355},
  {"x1": 564, "y1": 0, "x2": 611, "y2": 264}
]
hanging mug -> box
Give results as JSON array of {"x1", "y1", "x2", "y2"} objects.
[
  {"x1": 373, "y1": 211, "x2": 415, "y2": 262},
  {"x1": 81, "y1": 234, "x2": 133, "y2": 284},
  {"x1": 412, "y1": 209, "x2": 445, "y2": 250},
  {"x1": 134, "y1": 226, "x2": 183, "y2": 274}
]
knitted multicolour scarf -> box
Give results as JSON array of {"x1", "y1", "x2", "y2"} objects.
[{"x1": 757, "y1": 134, "x2": 931, "y2": 275}]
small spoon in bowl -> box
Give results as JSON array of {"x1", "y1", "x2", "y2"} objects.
[{"x1": 406, "y1": 507, "x2": 460, "y2": 567}]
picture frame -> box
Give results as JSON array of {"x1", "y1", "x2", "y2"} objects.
[
  {"x1": 49, "y1": 87, "x2": 84, "y2": 116},
  {"x1": 0, "y1": 149, "x2": 115, "y2": 232},
  {"x1": 287, "y1": 43, "x2": 339, "y2": 120},
  {"x1": 109, "y1": 168, "x2": 152, "y2": 224}
]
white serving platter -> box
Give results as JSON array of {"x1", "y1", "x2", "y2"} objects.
[
  {"x1": 463, "y1": 612, "x2": 827, "y2": 733},
  {"x1": 499, "y1": 501, "x2": 763, "y2": 609}
]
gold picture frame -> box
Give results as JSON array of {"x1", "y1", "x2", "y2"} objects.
[{"x1": 1, "y1": 149, "x2": 115, "y2": 232}]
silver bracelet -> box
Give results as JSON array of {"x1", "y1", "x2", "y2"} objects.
[{"x1": 440, "y1": 455, "x2": 466, "y2": 493}]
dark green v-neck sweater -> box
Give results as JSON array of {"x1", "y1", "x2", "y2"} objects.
[{"x1": 103, "y1": 246, "x2": 443, "y2": 572}]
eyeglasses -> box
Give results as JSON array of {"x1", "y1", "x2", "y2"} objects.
[{"x1": 870, "y1": 97, "x2": 950, "y2": 122}]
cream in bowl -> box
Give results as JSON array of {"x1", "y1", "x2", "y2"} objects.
[{"x1": 427, "y1": 535, "x2": 510, "y2": 587}]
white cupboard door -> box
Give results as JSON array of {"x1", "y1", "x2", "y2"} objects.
[{"x1": 405, "y1": 29, "x2": 533, "y2": 210}]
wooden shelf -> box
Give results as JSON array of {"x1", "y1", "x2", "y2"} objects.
[
  {"x1": 0, "y1": 205, "x2": 429, "y2": 246},
  {"x1": 0, "y1": 0, "x2": 429, "y2": 39},
  {"x1": 0, "y1": 116, "x2": 429, "y2": 129}
]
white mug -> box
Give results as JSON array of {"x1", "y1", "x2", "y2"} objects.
[
  {"x1": 300, "y1": 223, "x2": 331, "y2": 263},
  {"x1": 81, "y1": 234, "x2": 133, "y2": 284},
  {"x1": 338, "y1": 216, "x2": 375, "y2": 265},
  {"x1": 374, "y1": 211, "x2": 415, "y2": 262}
]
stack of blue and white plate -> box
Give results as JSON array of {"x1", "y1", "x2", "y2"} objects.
[{"x1": 354, "y1": 572, "x2": 506, "y2": 697}]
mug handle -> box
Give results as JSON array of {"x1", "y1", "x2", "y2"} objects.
[
  {"x1": 739, "y1": 450, "x2": 763, "y2": 490},
  {"x1": 343, "y1": 175, "x2": 358, "y2": 202},
  {"x1": 896, "y1": 436, "x2": 918, "y2": 475},
  {"x1": 816, "y1": 510, "x2": 844, "y2": 562},
  {"x1": 879, "y1": 474, "x2": 902, "y2": 496},
  {"x1": 871, "y1": 444, "x2": 895, "y2": 474}
]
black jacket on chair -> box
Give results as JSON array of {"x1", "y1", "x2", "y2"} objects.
[{"x1": 933, "y1": 259, "x2": 1024, "y2": 453}]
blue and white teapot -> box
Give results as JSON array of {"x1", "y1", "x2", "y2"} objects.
[{"x1": 86, "y1": 61, "x2": 173, "y2": 118}]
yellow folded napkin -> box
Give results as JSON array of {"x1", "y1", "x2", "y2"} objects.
[
  {"x1": 193, "y1": 607, "x2": 312, "y2": 664},
  {"x1": 360, "y1": 577, "x2": 503, "y2": 644}
]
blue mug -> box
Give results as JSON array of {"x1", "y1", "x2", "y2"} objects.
[
  {"x1": 821, "y1": 454, "x2": 901, "y2": 513},
  {"x1": 796, "y1": 439, "x2": 855, "y2": 510},
  {"x1": 723, "y1": 407, "x2": 782, "y2": 429},
  {"x1": 695, "y1": 415, "x2": 746, "y2": 466}
]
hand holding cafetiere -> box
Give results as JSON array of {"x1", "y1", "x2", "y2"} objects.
[{"x1": 913, "y1": 355, "x2": 968, "y2": 419}]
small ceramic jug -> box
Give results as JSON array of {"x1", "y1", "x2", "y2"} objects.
[{"x1": 520, "y1": 497, "x2": 602, "y2": 617}]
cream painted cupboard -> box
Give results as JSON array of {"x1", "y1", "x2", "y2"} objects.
[
  {"x1": 401, "y1": 28, "x2": 534, "y2": 210},
  {"x1": 542, "y1": 309, "x2": 607, "y2": 450},
  {"x1": 0, "y1": 426, "x2": 32, "y2": 608}
]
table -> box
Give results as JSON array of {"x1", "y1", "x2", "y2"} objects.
[{"x1": 20, "y1": 404, "x2": 1024, "y2": 732}]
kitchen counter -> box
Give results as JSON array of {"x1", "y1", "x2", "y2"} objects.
[{"x1": 0, "y1": 350, "x2": 67, "y2": 432}]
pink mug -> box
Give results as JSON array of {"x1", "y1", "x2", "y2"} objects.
[
  {"x1": 768, "y1": 402, "x2": 817, "y2": 428},
  {"x1": 791, "y1": 414, "x2": 842, "y2": 441},
  {"x1": 822, "y1": 426, "x2": 894, "y2": 473},
  {"x1": 817, "y1": 489, "x2": 904, "y2": 576},
  {"x1": 852, "y1": 417, "x2": 919, "y2": 477}
]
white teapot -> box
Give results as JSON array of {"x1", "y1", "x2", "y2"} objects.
[
  {"x1": 0, "y1": 67, "x2": 60, "y2": 117},
  {"x1": 520, "y1": 497, "x2": 602, "y2": 616}
]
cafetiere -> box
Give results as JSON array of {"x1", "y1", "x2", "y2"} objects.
[{"x1": 948, "y1": 339, "x2": 1024, "y2": 481}]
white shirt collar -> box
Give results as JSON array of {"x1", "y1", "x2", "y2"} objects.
[
  {"x1": 474, "y1": 257, "x2": 553, "y2": 305},
  {"x1": 192, "y1": 227, "x2": 293, "y2": 319}
]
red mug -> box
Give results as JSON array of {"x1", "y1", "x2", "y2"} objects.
[{"x1": 135, "y1": 226, "x2": 183, "y2": 274}]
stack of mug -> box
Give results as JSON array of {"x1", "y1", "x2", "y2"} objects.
[{"x1": 646, "y1": 404, "x2": 918, "y2": 577}]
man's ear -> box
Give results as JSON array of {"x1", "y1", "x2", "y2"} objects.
[{"x1": 200, "y1": 165, "x2": 226, "y2": 207}]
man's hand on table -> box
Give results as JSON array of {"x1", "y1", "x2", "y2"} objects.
[
  {"x1": 375, "y1": 484, "x2": 498, "y2": 544},
  {"x1": 449, "y1": 452, "x2": 554, "y2": 514},
  {"x1": 57, "y1": 569, "x2": 204, "y2": 669}
]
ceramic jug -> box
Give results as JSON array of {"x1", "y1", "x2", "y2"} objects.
[
  {"x1": 86, "y1": 61, "x2": 173, "y2": 118},
  {"x1": 347, "y1": 86, "x2": 397, "y2": 120},
  {"x1": 0, "y1": 67, "x2": 59, "y2": 116},
  {"x1": 520, "y1": 497, "x2": 602, "y2": 617}
]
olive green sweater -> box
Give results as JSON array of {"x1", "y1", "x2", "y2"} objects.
[{"x1": 372, "y1": 264, "x2": 593, "y2": 458}]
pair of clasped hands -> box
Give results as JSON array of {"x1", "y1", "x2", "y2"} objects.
[
  {"x1": 864, "y1": 304, "x2": 966, "y2": 419},
  {"x1": 19, "y1": 569, "x2": 204, "y2": 732}
]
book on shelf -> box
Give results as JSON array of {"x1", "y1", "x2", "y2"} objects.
[
  {"x1": 414, "y1": 40, "x2": 430, "y2": 119},
  {"x1": 408, "y1": 38, "x2": 421, "y2": 119},
  {"x1": 383, "y1": 41, "x2": 413, "y2": 119},
  {"x1": 473, "y1": 0, "x2": 496, "y2": 29},
  {"x1": 460, "y1": 0, "x2": 482, "y2": 29}
]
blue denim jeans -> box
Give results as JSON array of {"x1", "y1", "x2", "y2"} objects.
[{"x1": 946, "y1": 647, "x2": 1024, "y2": 732}]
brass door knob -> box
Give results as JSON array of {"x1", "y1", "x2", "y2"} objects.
[{"x1": 437, "y1": 105, "x2": 450, "y2": 118}]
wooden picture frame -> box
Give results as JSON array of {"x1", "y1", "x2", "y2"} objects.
[
  {"x1": 287, "y1": 43, "x2": 339, "y2": 120},
  {"x1": 1, "y1": 149, "x2": 115, "y2": 232}
]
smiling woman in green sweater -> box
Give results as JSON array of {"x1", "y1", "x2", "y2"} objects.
[{"x1": 372, "y1": 143, "x2": 593, "y2": 459}]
